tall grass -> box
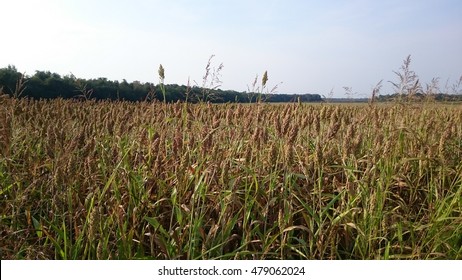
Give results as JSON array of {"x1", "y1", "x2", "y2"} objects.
[{"x1": 1, "y1": 97, "x2": 461, "y2": 259}]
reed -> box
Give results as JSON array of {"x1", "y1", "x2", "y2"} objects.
[{"x1": 1, "y1": 98, "x2": 461, "y2": 260}]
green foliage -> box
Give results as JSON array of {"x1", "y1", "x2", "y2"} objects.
[{"x1": 0, "y1": 66, "x2": 323, "y2": 103}]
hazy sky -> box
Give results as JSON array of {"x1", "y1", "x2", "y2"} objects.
[{"x1": 1, "y1": 0, "x2": 461, "y2": 97}]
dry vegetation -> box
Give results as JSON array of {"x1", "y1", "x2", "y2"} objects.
[{"x1": 1, "y1": 96, "x2": 461, "y2": 259}]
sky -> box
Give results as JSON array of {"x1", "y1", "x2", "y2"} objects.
[{"x1": 1, "y1": 0, "x2": 461, "y2": 97}]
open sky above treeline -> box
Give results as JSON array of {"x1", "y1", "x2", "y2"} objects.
[{"x1": 1, "y1": 0, "x2": 461, "y2": 97}]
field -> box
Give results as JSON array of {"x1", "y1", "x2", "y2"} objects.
[{"x1": 1, "y1": 97, "x2": 461, "y2": 259}]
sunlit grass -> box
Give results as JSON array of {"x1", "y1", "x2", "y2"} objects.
[{"x1": 1, "y1": 97, "x2": 461, "y2": 259}]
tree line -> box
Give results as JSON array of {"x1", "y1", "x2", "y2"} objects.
[{"x1": 0, "y1": 65, "x2": 323, "y2": 103}]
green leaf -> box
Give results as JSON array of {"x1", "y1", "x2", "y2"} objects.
[{"x1": 32, "y1": 216, "x2": 42, "y2": 238}]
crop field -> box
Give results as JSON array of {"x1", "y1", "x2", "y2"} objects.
[{"x1": 1, "y1": 97, "x2": 461, "y2": 259}]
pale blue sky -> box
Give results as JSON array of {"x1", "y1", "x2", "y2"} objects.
[{"x1": 1, "y1": 0, "x2": 461, "y2": 97}]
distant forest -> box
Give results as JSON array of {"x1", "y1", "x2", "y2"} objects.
[
  {"x1": 2, "y1": 65, "x2": 461, "y2": 103},
  {"x1": 0, "y1": 65, "x2": 323, "y2": 103}
]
